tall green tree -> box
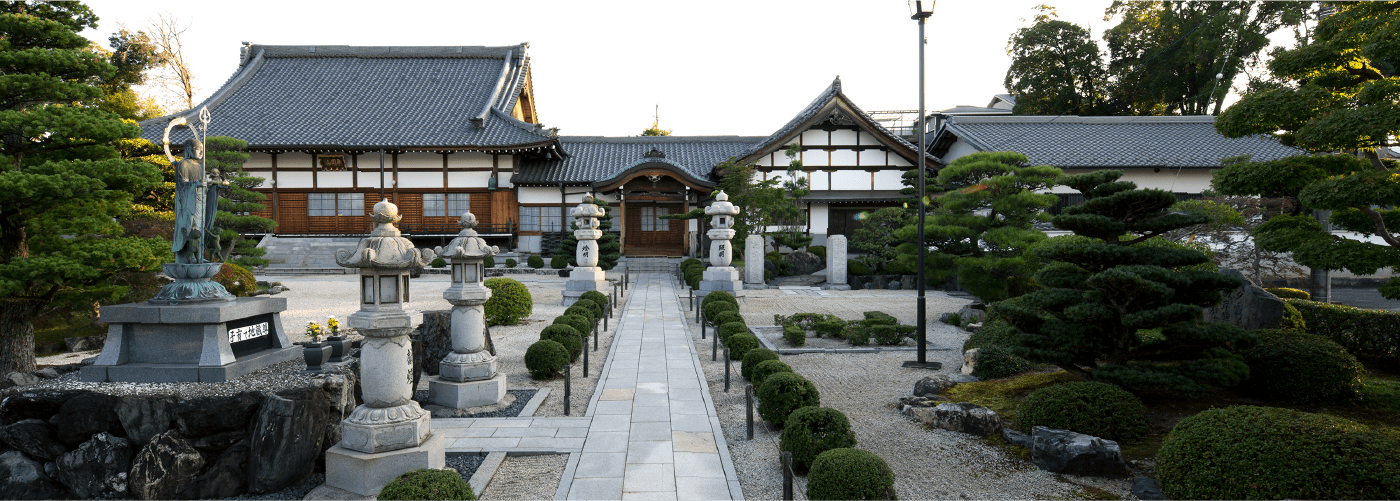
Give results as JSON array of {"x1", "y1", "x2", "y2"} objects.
[
  {"x1": 713, "y1": 158, "x2": 787, "y2": 253},
  {"x1": 1214, "y1": 2, "x2": 1400, "y2": 297},
  {"x1": 0, "y1": 1, "x2": 166, "y2": 372},
  {"x1": 98, "y1": 28, "x2": 164, "y2": 121},
  {"x1": 892, "y1": 152, "x2": 1061, "y2": 303},
  {"x1": 994, "y1": 171, "x2": 1253, "y2": 396},
  {"x1": 772, "y1": 143, "x2": 811, "y2": 251},
  {"x1": 205, "y1": 136, "x2": 275, "y2": 267},
  {"x1": 1004, "y1": 6, "x2": 1111, "y2": 116},
  {"x1": 554, "y1": 199, "x2": 619, "y2": 270}
]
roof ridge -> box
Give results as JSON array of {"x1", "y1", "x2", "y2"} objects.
[
  {"x1": 489, "y1": 108, "x2": 554, "y2": 139},
  {"x1": 950, "y1": 115, "x2": 1217, "y2": 124},
  {"x1": 249, "y1": 44, "x2": 527, "y2": 58},
  {"x1": 559, "y1": 136, "x2": 766, "y2": 143},
  {"x1": 138, "y1": 48, "x2": 267, "y2": 128}
]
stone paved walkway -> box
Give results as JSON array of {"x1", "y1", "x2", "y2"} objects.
[{"x1": 435, "y1": 273, "x2": 741, "y2": 500}]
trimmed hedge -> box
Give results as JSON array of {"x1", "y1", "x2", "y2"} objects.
[
  {"x1": 727, "y1": 333, "x2": 760, "y2": 360},
  {"x1": 751, "y1": 359, "x2": 794, "y2": 388},
  {"x1": 704, "y1": 300, "x2": 738, "y2": 321},
  {"x1": 1265, "y1": 287, "x2": 1310, "y2": 300},
  {"x1": 718, "y1": 322, "x2": 750, "y2": 343},
  {"x1": 742, "y1": 348, "x2": 779, "y2": 380},
  {"x1": 525, "y1": 340, "x2": 570, "y2": 379},
  {"x1": 757, "y1": 372, "x2": 820, "y2": 427},
  {"x1": 1243, "y1": 329, "x2": 1365, "y2": 404},
  {"x1": 564, "y1": 305, "x2": 596, "y2": 326},
  {"x1": 505, "y1": 258, "x2": 517, "y2": 268},
  {"x1": 783, "y1": 324, "x2": 806, "y2": 346},
  {"x1": 1158, "y1": 406, "x2": 1400, "y2": 500},
  {"x1": 527, "y1": 254, "x2": 544, "y2": 269},
  {"x1": 540, "y1": 324, "x2": 583, "y2": 361},
  {"x1": 551, "y1": 253, "x2": 568, "y2": 269},
  {"x1": 378, "y1": 469, "x2": 476, "y2": 500},
  {"x1": 702, "y1": 290, "x2": 738, "y2": 310},
  {"x1": 1279, "y1": 302, "x2": 1306, "y2": 331},
  {"x1": 484, "y1": 278, "x2": 533, "y2": 326},
  {"x1": 807, "y1": 245, "x2": 827, "y2": 260},
  {"x1": 848, "y1": 259, "x2": 871, "y2": 276},
  {"x1": 573, "y1": 297, "x2": 603, "y2": 320},
  {"x1": 781, "y1": 406, "x2": 857, "y2": 474},
  {"x1": 1284, "y1": 298, "x2": 1400, "y2": 357},
  {"x1": 845, "y1": 322, "x2": 870, "y2": 346},
  {"x1": 870, "y1": 325, "x2": 902, "y2": 345},
  {"x1": 711, "y1": 311, "x2": 746, "y2": 327},
  {"x1": 862, "y1": 311, "x2": 898, "y2": 325},
  {"x1": 1015, "y1": 381, "x2": 1148, "y2": 443},
  {"x1": 580, "y1": 290, "x2": 609, "y2": 309},
  {"x1": 969, "y1": 345, "x2": 1034, "y2": 380},
  {"x1": 214, "y1": 262, "x2": 257, "y2": 297},
  {"x1": 964, "y1": 318, "x2": 1018, "y2": 352},
  {"x1": 553, "y1": 315, "x2": 593, "y2": 340},
  {"x1": 806, "y1": 448, "x2": 896, "y2": 500}
]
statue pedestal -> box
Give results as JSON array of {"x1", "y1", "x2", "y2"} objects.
[
  {"x1": 699, "y1": 267, "x2": 744, "y2": 298},
  {"x1": 428, "y1": 373, "x2": 508, "y2": 409},
  {"x1": 563, "y1": 267, "x2": 609, "y2": 306},
  {"x1": 325, "y1": 434, "x2": 445, "y2": 496},
  {"x1": 80, "y1": 297, "x2": 300, "y2": 383}
]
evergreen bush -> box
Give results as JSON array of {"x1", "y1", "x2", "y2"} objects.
[
  {"x1": 484, "y1": 278, "x2": 533, "y2": 326},
  {"x1": 553, "y1": 315, "x2": 592, "y2": 340},
  {"x1": 702, "y1": 290, "x2": 738, "y2": 310},
  {"x1": 970, "y1": 345, "x2": 1034, "y2": 379},
  {"x1": 1284, "y1": 298, "x2": 1400, "y2": 357},
  {"x1": 812, "y1": 318, "x2": 846, "y2": 338},
  {"x1": 1265, "y1": 287, "x2": 1310, "y2": 300},
  {"x1": 213, "y1": 262, "x2": 257, "y2": 297},
  {"x1": 781, "y1": 406, "x2": 857, "y2": 473},
  {"x1": 751, "y1": 359, "x2": 793, "y2": 388},
  {"x1": 862, "y1": 311, "x2": 898, "y2": 325},
  {"x1": 758, "y1": 372, "x2": 820, "y2": 427},
  {"x1": 806, "y1": 448, "x2": 897, "y2": 500},
  {"x1": 742, "y1": 348, "x2": 779, "y2": 380},
  {"x1": 848, "y1": 259, "x2": 871, "y2": 276},
  {"x1": 1015, "y1": 381, "x2": 1148, "y2": 442},
  {"x1": 717, "y1": 322, "x2": 749, "y2": 343},
  {"x1": 540, "y1": 324, "x2": 583, "y2": 361},
  {"x1": 564, "y1": 305, "x2": 596, "y2": 326},
  {"x1": 1157, "y1": 406, "x2": 1400, "y2": 500},
  {"x1": 783, "y1": 324, "x2": 806, "y2": 346},
  {"x1": 869, "y1": 325, "x2": 903, "y2": 345},
  {"x1": 962, "y1": 318, "x2": 1018, "y2": 352},
  {"x1": 1279, "y1": 302, "x2": 1306, "y2": 331},
  {"x1": 573, "y1": 297, "x2": 603, "y2": 320},
  {"x1": 377, "y1": 469, "x2": 475, "y2": 500},
  {"x1": 505, "y1": 258, "x2": 517, "y2": 268},
  {"x1": 430, "y1": 257, "x2": 447, "y2": 268},
  {"x1": 1243, "y1": 329, "x2": 1365, "y2": 404},
  {"x1": 580, "y1": 290, "x2": 609, "y2": 309},
  {"x1": 727, "y1": 333, "x2": 760, "y2": 360},
  {"x1": 525, "y1": 340, "x2": 569, "y2": 379},
  {"x1": 711, "y1": 311, "x2": 745, "y2": 327},
  {"x1": 551, "y1": 253, "x2": 568, "y2": 269},
  {"x1": 527, "y1": 254, "x2": 544, "y2": 269},
  {"x1": 484, "y1": 255, "x2": 495, "y2": 268},
  {"x1": 808, "y1": 245, "x2": 827, "y2": 260},
  {"x1": 845, "y1": 322, "x2": 870, "y2": 346},
  {"x1": 704, "y1": 300, "x2": 738, "y2": 321}
]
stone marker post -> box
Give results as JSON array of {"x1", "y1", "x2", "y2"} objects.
[
  {"x1": 699, "y1": 191, "x2": 743, "y2": 297},
  {"x1": 564, "y1": 195, "x2": 609, "y2": 306},
  {"x1": 429, "y1": 211, "x2": 505, "y2": 409},
  {"x1": 325, "y1": 200, "x2": 443, "y2": 496},
  {"x1": 826, "y1": 234, "x2": 850, "y2": 290},
  {"x1": 745, "y1": 234, "x2": 765, "y2": 287}
]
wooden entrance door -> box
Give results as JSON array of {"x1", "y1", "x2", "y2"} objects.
[{"x1": 625, "y1": 203, "x2": 684, "y2": 257}]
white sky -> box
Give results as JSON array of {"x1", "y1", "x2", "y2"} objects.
[{"x1": 79, "y1": 0, "x2": 1258, "y2": 137}]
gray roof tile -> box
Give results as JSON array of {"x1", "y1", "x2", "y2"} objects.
[
  {"x1": 734, "y1": 77, "x2": 938, "y2": 165},
  {"x1": 513, "y1": 136, "x2": 764, "y2": 185}
]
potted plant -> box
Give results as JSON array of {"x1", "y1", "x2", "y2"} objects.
[
  {"x1": 304, "y1": 321, "x2": 331, "y2": 372},
  {"x1": 325, "y1": 316, "x2": 349, "y2": 363}
]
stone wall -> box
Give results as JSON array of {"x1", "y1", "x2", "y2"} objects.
[{"x1": 0, "y1": 370, "x2": 359, "y2": 500}]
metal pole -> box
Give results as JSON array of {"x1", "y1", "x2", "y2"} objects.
[
  {"x1": 379, "y1": 150, "x2": 386, "y2": 200},
  {"x1": 701, "y1": 310, "x2": 706, "y2": 339},
  {"x1": 583, "y1": 335, "x2": 589, "y2": 378},
  {"x1": 712, "y1": 325, "x2": 718, "y2": 361},
  {"x1": 724, "y1": 347, "x2": 731, "y2": 392},
  {"x1": 915, "y1": 14, "x2": 929, "y2": 365},
  {"x1": 564, "y1": 365, "x2": 571, "y2": 416},
  {"x1": 745, "y1": 384, "x2": 754, "y2": 440},
  {"x1": 782, "y1": 452, "x2": 794, "y2": 501}
]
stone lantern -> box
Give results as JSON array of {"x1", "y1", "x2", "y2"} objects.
[
  {"x1": 428, "y1": 211, "x2": 505, "y2": 408},
  {"x1": 699, "y1": 190, "x2": 743, "y2": 297},
  {"x1": 563, "y1": 194, "x2": 608, "y2": 306},
  {"x1": 325, "y1": 200, "x2": 442, "y2": 496}
]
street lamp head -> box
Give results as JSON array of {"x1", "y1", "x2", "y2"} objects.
[{"x1": 910, "y1": 0, "x2": 935, "y2": 19}]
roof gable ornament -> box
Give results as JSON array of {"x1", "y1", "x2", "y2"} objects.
[
  {"x1": 643, "y1": 147, "x2": 665, "y2": 159},
  {"x1": 822, "y1": 109, "x2": 857, "y2": 127}
]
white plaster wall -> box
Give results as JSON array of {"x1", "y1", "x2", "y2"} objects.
[
  {"x1": 499, "y1": 171, "x2": 514, "y2": 188},
  {"x1": 278, "y1": 171, "x2": 312, "y2": 188},
  {"x1": 447, "y1": 152, "x2": 493, "y2": 168},
  {"x1": 447, "y1": 170, "x2": 491, "y2": 188},
  {"x1": 831, "y1": 149, "x2": 858, "y2": 166},
  {"x1": 1120, "y1": 168, "x2": 1214, "y2": 193},
  {"x1": 809, "y1": 203, "x2": 829, "y2": 234},
  {"x1": 243, "y1": 171, "x2": 270, "y2": 188},
  {"x1": 518, "y1": 187, "x2": 561, "y2": 204},
  {"x1": 831, "y1": 130, "x2": 858, "y2": 145},
  {"x1": 940, "y1": 139, "x2": 982, "y2": 164},
  {"x1": 594, "y1": 193, "x2": 619, "y2": 203},
  {"x1": 360, "y1": 171, "x2": 388, "y2": 189},
  {"x1": 801, "y1": 130, "x2": 828, "y2": 146},
  {"x1": 810, "y1": 172, "x2": 830, "y2": 191},
  {"x1": 832, "y1": 171, "x2": 870, "y2": 190},
  {"x1": 873, "y1": 169, "x2": 906, "y2": 190},
  {"x1": 858, "y1": 149, "x2": 886, "y2": 166},
  {"x1": 756, "y1": 154, "x2": 775, "y2": 167},
  {"x1": 245, "y1": 153, "x2": 272, "y2": 169},
  {"x1": 398, "y1": 153, "x2": 441, "y2": 169},
  {"x1": 858, "y1": 131, "x2": 879, "y2": 145},
  {"x1": 398, "y1": 171, "x2": 442, "y2": 189},
  {"x1": 888, "y1": 154, "x2": 913, "y2": 167},
  {"x1": 803, "y1": 150, "x2": 829, "y2": 167},
  {"x1": 318, "y1": 171, "x2": 353, "y2": 188},
  {"x1": 279, "y1": 153, "x2": 313, "y2": 168}
]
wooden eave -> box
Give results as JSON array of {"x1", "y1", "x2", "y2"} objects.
[{"x1": 592, "y1": 160, "x2": 716, "y2": 193}]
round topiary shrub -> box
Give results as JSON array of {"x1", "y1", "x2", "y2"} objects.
[
  {"x1": 1278, "y1": 302, "x2": 1306, "y2": 332},
  {"x1": 848, "y1": 259, "x2": 871, "y2": 276},
  {"x1": 704, "y1": 300, "x2": 738, "y2": 321},
  {"x1": 213, "y1": 262, "x2": 257, "y2": 297},
  {"x1": 527, "y1": 254, "x2": 544, "y2": 269},
  {"x1": 429, "y1": 257, "x2": 447, "y2": 268},
  {"x1": 806, "y1": 448, "x2": 896, "y2": 500},
  {"x1": 727, "y1": 333, "x2": 760, "y2": 360},
  {"x1": 524, "y1": 339, "x2": 569, "y2": 379},
  {"x1": 1243, "y1": 329, "x2": 1364, "y2": 404},
  {"x1": 572, "y1": 297, "x2": 603, "y2": 320},
  {"x1": 750, "y1": 359, "x2": 793, "y2": 388},
  {"x1": 1015, "y1": 381, "x2": 1148, "y2": 443},
  {"x1": 564, "y1": 305, "x2": 596, "y2": 326},
  {"x1": 781, "y1": 406, "x2": 857, "y2": 473},
  {"x1": 969, "y1": 345, "x2": 1033, "y2": 380},
  {"x1": 758, "y1": 372, "x2": 820, "y2": 427},
  {"x1": 711, "y1": 311, "x2": 745, "y2": 327},
  {"x1": 701, "y1": 291, "x2": 738, "y2": 311},
  {"x1": 717, "y1": 322, "x2": 749, "y2": 343},
  {"x1": 551, "y1": 253, "x2": 568, "y2": 269},
  {"x1": 553, "y1": 315, "x2": 593, "y2": 342},
  {"x1": 742, "y1": 348, "x2": 778, "y2": 380},
  {"x1": 377, "y1": 468, "x2": 476, "y2": 500},
  {"x1": 580, "y1": 290, "x2": 609, "y2": 309},
  {"x1": 484, "y1": 278, "x2": 532, "y2": 326},
  {"x1": 505, "y1": 258, "x2": 517, "y2": 268},
  {"x1": 483, "y1": 255, "x2": 495, "y2": 268},
  {"x1": 1157, "y1": 405, "x2": 1400, "y2": 500},
  {"x1": 783, "y1": 324, "x2": 806, "y2": 346},
  {"x1": 540, "y1": 324, "x2": 583, "y2": 361}
]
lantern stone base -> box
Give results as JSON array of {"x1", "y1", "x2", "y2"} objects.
[
  {"x1": 439, "y1": 351, "x2": 497, "y2": 381},
  {"x1": 428, "y1": 372, "x2": 507, "y2": 409},
  {"x1": 563, "y1": 267, "x2": 609, "y2": 306},
  {"x1": 340, "y1": 404, "x2": 432, "y2": 454},
  {"x1": 699, "y1": 267, "x2": 744, "y2": 297},
  {"x1": 324, "y1": 433, "x2": 445, "y2": 496}
]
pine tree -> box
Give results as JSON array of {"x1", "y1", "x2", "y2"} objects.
[
  {"x1": 206, "y1": 136, "x2": 275, "y2": 267},
  {"x1": 0, "y1": 1, "x2": 167, "y2": 372},
  {"x1": 994, "y1": 170, "x2": 1255, "y2": 396},
  {"x1": 554, "y1": 199, "x2": 618, "y2": 270}
]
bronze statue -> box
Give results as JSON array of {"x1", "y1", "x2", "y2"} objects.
[{"x1": 172, "y1": 138, "x2": 206, "y2": 264}]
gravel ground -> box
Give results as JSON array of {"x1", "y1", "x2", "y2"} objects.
[
  {"x1": 224, "y1": 473, "x2": 324, "y2": 500},
  {"x1": 414, "y1": 388, "x2": 537, "y2": 418},
  {"x1": 447, "y1": 453, "x2": 487, "y2": 487},
  {"x1": 479, "y1": 454, "x2": 568, "y2": 500},
  {"x1": 699, "y1": 289, "x2": 1136, "y2": 500}
]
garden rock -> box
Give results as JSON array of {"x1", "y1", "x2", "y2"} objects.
[
  {"x1": 913, "y1": 375, "x2": 959, "y2": 397},
  {"x1": 1030, "y1": 426, "x2": 1128, "y2": 477},
  {"x1": 246, "y1": 388, "x2": 329, "y2": 494},
  {"x1": 49, "y1": 392, "x2": 121, "y2": 445},
  {"x1": 955, "y1": 307, "x2": 987, "y2": 323},
  {"x1": 0, "y1": 450, "x2": 65, "y2": 500},
  {"x1": 1201, "y1": 268, "x2": 1285, "y2": 330},
  {"x1": 53, "y1": 432, "x2": 133, "y2": 498},
  {"x1": 898, "y1": 395, "x2": 943, "y2": 408},
  {"x1": 316, "y1": 373, "x2": 357, "y2": 446},
  {"x1": 0, "y1": 390, "x2": 81, "y2": 422},
  {"x1": 413, "y1": 310, "x2": 452, "y2": 376},
  {"x1": 128, "y1": 430, "x2": 204, "y2": 500},
  {"x1": 888, "y1": 280, "x2": 901, "y2": 289},
  {"x1": 905, "y1": 402, "x2": 1003, "y2": 436},
  {"x1": 785, "y1": 251, "x2": 824, "y2": 276},
  {"x1": 961, "y1": 348, "x2": 980, "y2": 376},
  {"x1": 32, "y1": 368, "x2": 59, "y2": 379},
  {"x1": 190, "y1": 430, "x2": 244, "y2": 452},
  {"x1": 117, "y1": 395, "x2": 176, "y2": 447},
  {"x1": 173, "y1": 392, "x2": 261, "y2": 438},
  {"x1": 1131, "y1": 477, "x2": 1166, "y2": 500},
  {"x1": 1003, "y1": 428, "x2": 1031, "y2": 449},
  {"x1": 192, "y1": 440, "x2": 248, "y2": 498},
  {"x1": 0, "y1": 419, "x2": 67, "y2": 460},
  {"x1": 5, "y1": 372, "x2": 38, "y2": 387},
  {"x1": 938, "y1": 312, "x2": 955, "y2": 324},
  {"x1": 964, "y1": 322, "x2": 982, "y2": 333}
]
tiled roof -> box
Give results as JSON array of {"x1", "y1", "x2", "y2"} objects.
[
  {"x1": 936, "y1": 105, "x2": 1013, "y2": 116},
  {"x1": 935, "y1": 116, "x2": 1301, "y2": 168},
  {"x1": 513, "y1": 136, "x2": 764, "y2": 185},
  {"x1": 989, "y1": 94, "x2": 1017, "y2": 108},
  {"x1": 140, "y1": 44, "x2": 556, "y2": 150}
]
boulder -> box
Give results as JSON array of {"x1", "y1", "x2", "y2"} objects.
[
  {"x1": 928, "y1": 402, "x2": 1003, "y2": 436},
  {"x1": 888, "y1": 280, "x2": 901, "y2": 290},
  {"x1": 191, "y1": 440, "x2": 249, "y2": 498},
  {"x1": 246, "y1": 388, "x2": 330, "y2": 494},
  {"x1": 53, "y1": 432, "x2": 134, "y2": 498},
  {"x1": 1131, "y1": 477, "x2": 1166, "y2": 500},
  {"x1": 964, "y1": 322, "x2": 982, "y2": 333},
  {"x1": 190, "y1": 430, "x2": 245, "y2": 452},
  {"x1": 117, "y1": 395, "x2": 176, "y2": 447},
  {"x1": 317, "y1": 373, "x2": 357, "y2": 447},
  {"x1": 1201, "y1": 268, "x2": 1286, "y2": 330},
  {"x1": 0, "y1": 391, "x2": 81, "y2": 424},
  {"x1": 784, "y1": 251, "x2": 824, "y2": 276},
  {"x1": 173, "y1": 392, "x2": 261, "y2": 438},
  {"x1": 913, "y1": 375, "x2": 959, "y2": 397},
  {"x1": 0, "y1": 419, "x2": 67, "y2": 460},
  {"x1": 5, "y1": 372, "x2": 39, "y2": 387},
  {"x1": 1003, "y1": 428, "x2": 1031, "y2": 449},
  {"x1": 32, "y1": 368, "x2": 59, "y2": 379},
  {"x1": 128, "y1": 430, "x2": 205, "y2": 500},
  {"x1": 413, "y1": 311, "x2": 452, "y2": 376},
  {"x1": 960, "y1": 348, "x2": 980, "y2": 376},
  {"x1": 898, "y1": 395, "x2": 943, "y2": 408},
  {"x1": 49, "y1": 392, "x2": 121, "y2": 445},
  {"x1": 63, "y1": 336, "x2": 94, "y2": 353},
  {"x1": 901, "y1": 275, "x2": 917, "y2": 290},
  {"x1": 955, "y1": 307, "x2": 987, "y2": 324},
  {"x1": 1030, "y1": 426, "x2": 1129, "y2": 477},
  {"x1": 0, "y1": 450, "x2": 66, "y2": 500}
]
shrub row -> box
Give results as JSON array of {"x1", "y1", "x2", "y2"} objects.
[
  {"x1": 1284, "y1": 298, "x2": 1400, "y2": 358},
  {"x1": 775, "y1": 311, "x2": 915, "y2": 348},
  {"x1": 524, "y1": 292, "x2": 610, "y2": 379}
]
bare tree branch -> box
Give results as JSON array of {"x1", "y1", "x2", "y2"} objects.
[{"x1": 147, "y1": 13, "x2": 196, "y2": 112}]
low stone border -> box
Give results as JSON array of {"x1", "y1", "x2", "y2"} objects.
[
  {"x1": 468, "y1": 451, "x2": 507, "y2": 495},
  {"x1": 748, "y1": 325, "x2": 955, "y2": 355}
]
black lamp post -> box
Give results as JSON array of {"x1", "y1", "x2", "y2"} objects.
[{"x1": 904, "y1": 0, "x2": 940, "y2": 370}]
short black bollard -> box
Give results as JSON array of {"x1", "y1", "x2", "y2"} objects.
[
  {"x1": 696, "y1": 300, "x2": 701, "y2": 324},
  {"x1": 712, "y1": 325, "x2": 718, "y2": 361},
  {"x1": 564, "y1": 365, "x2": 572, "y2": 416},
  {"x1": 594, "y1": 320, "x2": 599, "y2": 351},
  {"x1": 782, "y1": 452, "x2": 794, "y2": 500},
  {"x1": 724, "y1": 347, "x2": 731, "y2": 392},
  {"x1": 688, "y1": 289, "x2": 694, "y2": 311},
  {"x1": 583, "y1": 335, "x2": 589, "y2": 378},
  {"x1": 746, "y1": 384, "x2": 754, "y2": 440},
  {"x1": 701, "y1": 310, "x2": 706, "y2": 339},
  {"x1": 604, "y1": 310, "x2": 608, "y2": 331}
]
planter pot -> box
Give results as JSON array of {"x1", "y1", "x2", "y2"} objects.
[
  {"x1": 304, "y1": 342, "x2": 331, "y2": 372},
  {"x1": 558, "y1": 270, "x2": 569, "y2": 277},
  {"x1": 326, "y1": 335, "x2": 348, "y2": 363}
]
